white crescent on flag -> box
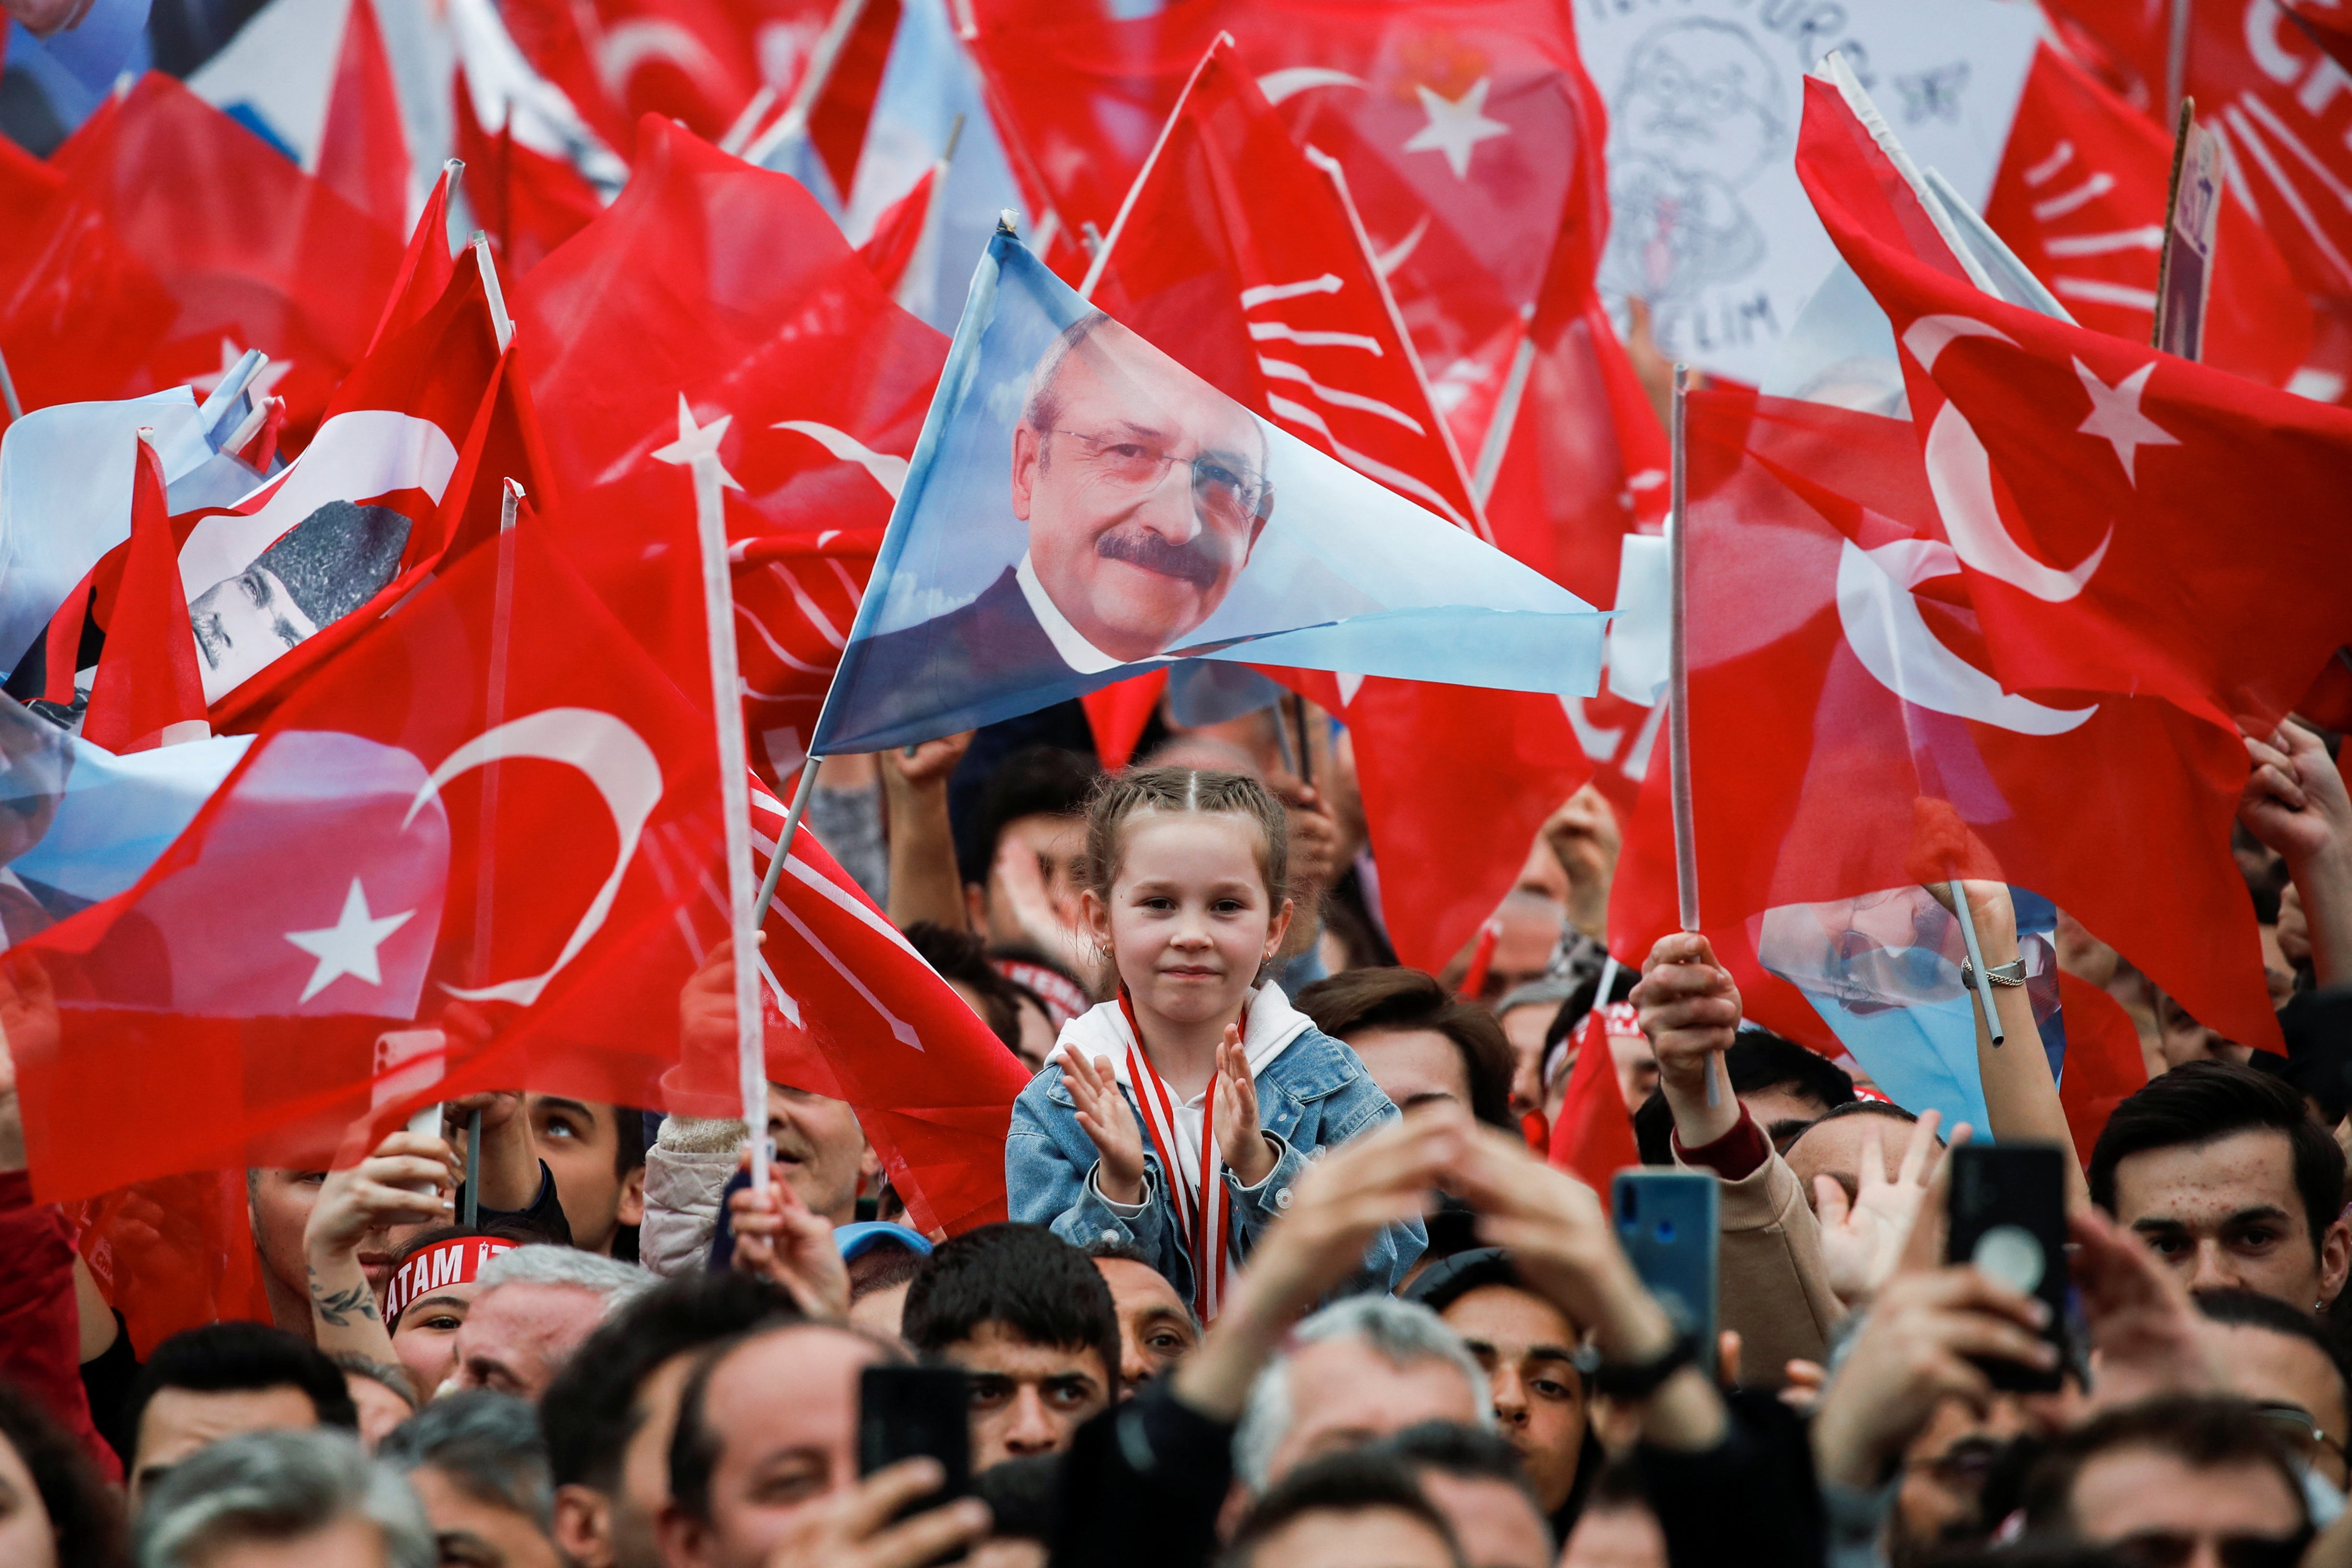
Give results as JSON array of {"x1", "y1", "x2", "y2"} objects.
[{"x1": 771, "y1": 420, "x2": 910, "y2": 499}]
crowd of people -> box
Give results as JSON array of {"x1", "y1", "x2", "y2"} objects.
[{"x1": 5, "y1": 694, "x2": 2352, "y2": 1568}]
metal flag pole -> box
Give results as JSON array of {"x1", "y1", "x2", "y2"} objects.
[
  {"x1": 1948, "y1": 881, "x2": 2006, "y2": 1048},
  {"x1": 1667, "y1": 365, "x2": 1721, "y2": 1108},
  {"x1": 752, "y1": 754, "x2": 823, "y2": 928}
]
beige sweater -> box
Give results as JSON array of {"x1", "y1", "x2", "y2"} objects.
[{"x1": 1673, "y1": 1144, "x2": 1846, "y2": 1384}]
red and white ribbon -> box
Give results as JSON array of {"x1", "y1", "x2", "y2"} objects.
[{"x1": 1114, "y1": 993, "x2": 1234, "y2": 1322}]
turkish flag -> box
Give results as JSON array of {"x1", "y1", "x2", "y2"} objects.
[
  {"x1": 14, "y1": 73, "x2": 401, "y2": 447},
  {"x1": 1074, "y1": 39, "x2": 1589, "y2": 971},
  {"x1": 316, "y1": 0, "x2": 411, "y2": 240},
  {"x1": 368, "y1": 161, "x2": 463, "y2": 359},
  {"x1": 452, "y1": 74, "x2": 608, "y2": 280},
  {"x1": 80, "y1": 433, "x2": 209, "y2": 754},
  {"x1": 741, "y1": 781, "x2": 1032, "y2": 1236},
  {"x1": 1547, "y1": 1000, "x2": 1639, "y2": 1192},
  {"x1": 2284, "y1": 0, "x2": 2352, "y2": 73},
  {"x1": 1800, "y1": 71, "x2": 2352, "y2": 740},
  {"x1": 1606, "y1": 385, "x2": 2276, "y2": 1065},
  {"x1": 515, "y1": 114, "x2": 945, "y2": 763},
  {"x1": 856, "y1": 164, "x2": 935, "y2": 301},
  {"x1": 2056, "y1": 970, "x2": 2148, "y2": 1166},
  {"x1": 13, "y1": 515, "x2": 729, "y2": 1203},
  {"x1": 1985, "y1": 40, "x2": 2311, "y2": 388}
]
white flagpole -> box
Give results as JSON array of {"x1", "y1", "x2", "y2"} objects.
[
  {"x1": 1949, "y1": 882, "x2": 2007, "y2": 1048},
  {"x1": 690, "y1": 453, "x2": 770, "y2": 1193},
  {"x1": 0, "y1": 344, "x2": 20, "y2": 426},
  {"x1": 752, "y1": 754, "x2": 823, "y2": 928},
  {"x1": 1668, "y1": 364, "x2": 1721, "y2": 1108}
]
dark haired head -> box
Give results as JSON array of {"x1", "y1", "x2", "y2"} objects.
[
  {"x1": 974, "y1": 1454, "x2": 1062, "y2": 1542},
  {"x1": 1221, "y1": 1448, "x2": 1462, "y2": 1568},
  {"x1": 2018, "y1": 1395, "x2": 2310, "y2": 1541},
  {"x1": 1542, "y1": 964, "x2": 1641, "y2": 1056},
  {"x1": 1295, "y1": 967, "x2": 1516, "y2": 1129},
  {"x1": 2088, "y1": 1060, "x2": 2346, "y2": 1251},
  {"x1": 539, "y1": 1271, "x2": 802, "y2": 1492},
  {"x1": 1725, "y1": 1029, "x2": 1856, "y2": 1113},
  {"x1": 901, "y1": 1224, "x2": 1120, "y2": 1389},
  {"x1": 1080, "y1": 766, "x2": 1288, "y2": 913},
  {"x1": 666, "y1": 1322, "x2": 900, "y2": 1525},
  {"x1": 2193, "y1": 1286, "x2": 2352, "y2": 1410},
  {"x1": 0, "y1": 1378, "x2": 126, "y2": 1568},
  {"x1": 1373, "y1": 1420, "x2": 1546, "y2": 1519},
  {"x1": 969, "y1": 746, "x2": 1099, "y2": 885},
  {"x1": 1633, "y1": 1090, "x2": 1674, "y2": 1168},
  {"x1": 904, "y1": 921, "x2": 1025, "y2": 1050},
  {"x1": 126, "y1": 1322, "x2": 357, "y2": 1472},
  {"x1": 378, "y1": 1389, "x2": 552, "y2": 1531}
]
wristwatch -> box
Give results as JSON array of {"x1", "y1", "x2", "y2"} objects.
[
  {"x1": 1959, "y1": 958, "x2": 2028, "y2": 988},
  {"x1": 1589, "y1": 1328, "x2": 1701, "y2": 1401}
]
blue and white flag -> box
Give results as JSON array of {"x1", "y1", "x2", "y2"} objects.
[
  {"x1": 1756, "y1": 887, "x2": 2068, "y2": 1136},
  {"x1": 811, "y1": 230, "x2": 1606, "y2": 753}
]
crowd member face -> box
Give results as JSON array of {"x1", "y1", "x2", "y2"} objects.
[
  {"x1": 449, "y1": 1283, "x2": 607, "y2": 1399},
  {"x1": 190, "y1": 565, "x2": 318, "y2": 700},
  {"x1": 766, "y1": 1084, "x2": 879, "y2": 1227},
  {"x1": 1558, "y1": 1502, "x2": 1666, "y2": 1568},
  {"x1": 2200, "y1": 1320, "x2": 2352, "y2": 1491},
  {"x1": 554, "y1": 1353, "x2": 696, "y2": 1568},
  {"x1": 1093, "y1": 1257, "x2": 1198, "y2": 1397},
  {"x1": 2063, "y1": 1445, "x2": 2305, "y2": 1564},
  {"x1": 1890, "y1": 1395, "x2": 2029, "y2": 1560},
  {"x1": 1014, "y1": 321, "x2": 1269, "y2": 664},
  {"x1": 941, "y1": 1323, "x2": 1111, "y2": 1467},
  {"x1": 1085, "y1": 811, "x2": 1288, "y2": 1034},
  {"x1": 1265, "y1": 1340, "x2": 1485, "y2": 1485},
  {"x1": 409, "y1": 1461, "x2": 563, "y2": 1568},
  {"x1": 0, "y1": 1428, "x2": 58, "y2": 1568},
  {"x1": 1347, "y1": 1027, "x2": 1474, "y2": 1119},
  {"x1": 1414, "y1": 1469, "x2": 1551, "y2": 1568},
  {"x1": 1785, "y1": 1113, "x2": 1910, "y2": 1207},
  {"x1": 972, "y1": 812, "x2": 1087, "y2": 949},
  {"x1": 1605, "y1": 1018, "x2": 1659, "y2": 1112},
  {"x1": 2110, "y1": 1128, "x2": 2352, "y2": 1309},
  {"x1": 251, "y1": 1168, "x2": 423, "y2": 1316},
  {"x1": 2054, "y1": 911, "x2": 2120, "y2": 989},
  {"x1": 1477, "y1": 894, "x2": 1564, "y2": 1008},
  {"x1": 132, "y1": 1384, "x2": 319, "y2": 1507},
  {"x1": 1497, "y1": 1006, "x2": 1552, "y2": 1125},
  {"x1": 2154, "y1": 993, "x2": 2251, "y2": 1070},
  {"x1": 657, "y1": 1325, "x2": 880, "y2": 1568},
  {"x1": 343, "y1": 1371, "x2": 411, "y2": 1450},
  {"x1": 1440, "y1": 1286, "x2": 1588, "y2": 1514},
  {"x1": 1243, "y1": 1506, "x2": 1457, "y2": 1568},
  {"x1": 528, "y1": 1096, "x2": 644, "y2": 1256},
  {"x1": 391, "y1": 1279, "x2": 484, "y2": 1400}
]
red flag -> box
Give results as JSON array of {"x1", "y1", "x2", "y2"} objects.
[
  {"x1": 22, "y1": 73, "x2": 401, "y2": 445},
  {"x1": 856, "y1": 164, "x2": 935, "y2": 300},
  {"x1": 1080, "y1": 672, "x2": 1166, "y2": 772},
  {"x1": 452, "y1": 75, "x2": 607, "y2": 280},
  {"x1": 368, "y1": 161, "x2": 463, "y2": 358},
  {"x1": 1983, "y1": 40, "x2": 2311, "y2": 388},
  {"x1": 1547, "y1": 1000, "x2": 1639, "y2": 1191},
  {"x1": 2284, "y1": 0, "x2": 2352, "y2": 73},
  {"x1": 743, "y1": 781, "x2": 1031, "y2": 1236},
  {"x1": 80, "y1": 432, "x2": 209, "y2": 754},
  {"x1": 1606, "y1": 384, "x2": 2276, "y2": 1061},
  {"x1": 2056, "y1": 970, "x2": 2148, "y2": 1167},
  {"x1": 514, "y1": 114, "x2": 946, "y2": 763},
  {"x1": 317, "y1": 0, "x2": 412, "y2": 239},
  {"x1": 13, "y1": 516, "x2": 729, "y2": 1203},
  {"x1": 1800, "y1": 70, "x2": 2352, "y2": 740}
]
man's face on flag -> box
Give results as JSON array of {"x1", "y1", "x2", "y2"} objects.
[
  {"x1": 189, "y1": 564, "x2": 319, "y2": 701},
  {"x1": 1012, "y1": 317, "x2": 1272, "y2": 663}
]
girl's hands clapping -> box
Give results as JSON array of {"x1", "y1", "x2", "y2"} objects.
[
  {"x1": 1213, "y1": 1025, "x2": 1274, "y2": 1187},
  {"x1": 1063, "y1": 1050, "x2": 1147, "y2": 1206}
]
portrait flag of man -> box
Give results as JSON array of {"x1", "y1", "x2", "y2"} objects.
[{"x1": 810, "y1": 226, "x2": 1606, "y2": 753}]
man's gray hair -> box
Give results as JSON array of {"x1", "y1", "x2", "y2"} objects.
[
  {"x1": 134, "y1": 1427, "x2": 432, "y2": 1568},
  {"x1": 475, "y1": 1243, "x2": 654, "y2": 1318},
  {"x1": 376, "y1": 1389, "x2": 554, "y2": 1531},
  {"x1": 1232, "y1": 1294, "x2": 1493, "y2": 1493}
]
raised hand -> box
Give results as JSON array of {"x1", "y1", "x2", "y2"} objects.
[
  {"x1": 729, "y1": 1156, "x2": 852, "y2": 1321},
  {"x1": 2240, "y1": 724, "x2": 2351, "y2": 867},
  {"x1": 1814, "y1": 1111, "x2": 1963, "y2": 1307},
  {"x1": 1062, "y1": 1050, "x2": 1146, "y2": 1206},
  {"x1": 304, "y1": 1129, "x2": 457, "y2": 1261},
  {"x1": 1213, "y1": 1025, "x2": 1275, "y2": 1186},
  {"x1": 704, "y1": 1457, "x2": 990, "y2": 1568},
  {"x1": 881, "y1": 732, "x2": 972, "y2": 790},
  {"x1": 1632, "y1": 932, "x2": 1741, "y2": 1143}
]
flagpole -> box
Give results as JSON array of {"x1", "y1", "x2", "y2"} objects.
[
  {"x1": 752, "y1": 753, "x2": 823, "y2": 928},
  {"x1": 1667, "y1": 364, "x2": 1721, "y2": 1108},
  {"x1": 0, "y1": 344, "x2": 20, "y2": 427},
  {"x1": 1948, "y1": 881, "x2": 2007, "y2": 1048},
  {"x1": 690, "y1": 453, "x2": 771, "y2": 1195}
]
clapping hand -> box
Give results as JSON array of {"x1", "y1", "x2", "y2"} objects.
[
  {"x1": 1213, "y1": 1025, "x2": 1274, "y2": 1187},
  {"x1": 1062, "y1": 1050, "x2": 1146, "y2": 1206}
]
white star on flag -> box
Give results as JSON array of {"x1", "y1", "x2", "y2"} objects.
[
  {"x1": 189, "y1": 338, "x2": 292, "y2": 401},
  {"x1": 1402, "y1": 78, "x2": 1510, "y2": 181},
  {"x1": 285, "y1": 878, "x2": 416, "y2": 1003},
  {"x1": 2072, "y1": 357, "x2": 2178, "y2": 486},
  {"x1": 651, "y1": 393, "x2": 744, "y2": 490}
]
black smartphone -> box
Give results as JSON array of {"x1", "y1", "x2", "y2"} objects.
[
  {"x1": 1946, "y1": 1143, "x2": 2069, "y2": 1393},
  {"x1": 858, "y1": 1364, "x2": 972, "y2": 1520}
]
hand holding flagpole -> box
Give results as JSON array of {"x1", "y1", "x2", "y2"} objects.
[{"x1": 1667, "y1": 364, "x2": 1720, "y2": 1108}]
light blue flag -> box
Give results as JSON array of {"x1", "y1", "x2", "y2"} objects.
[
  {"x1": 1754, "y1": 886, "x2": 2068, "y2": 1137},
  {"x1": 811, "y1": 229, "x2": 1607, "y2": 753}
]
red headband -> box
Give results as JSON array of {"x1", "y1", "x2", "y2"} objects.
[{"x1": 385, "y1": 1237, "x2": 515, "y2": 1327}]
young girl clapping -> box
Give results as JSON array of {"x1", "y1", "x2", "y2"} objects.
[{"x1": 1007, "y1": 767, "x2": 1422, "y2": 1318}]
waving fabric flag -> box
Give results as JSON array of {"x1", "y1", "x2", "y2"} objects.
[
  {"x1": 315, "y1": 0, "x2": 413, "y2": 238},
  {"x1": 515, "y1": 115, "x2": 948, "y2": 772},
  {"x1": 743, "y1": 780, "x2": 1030, "y2": 1235},
  {"x1": 1077, "y1": 37, "x2": 1592, "y2": 972},
  {"x1": 80, "y1": 433, "x2": 209, "y2": 754},
  {"x1": 13, "y1": 518, "x2": 728, "y2": 1203},
  {"x1": 1798, "y1": 68, "x2": 2352, "y2": 740},
  {"x1": 811, "y1": 227, "x2": 1605, "y2": 754}
]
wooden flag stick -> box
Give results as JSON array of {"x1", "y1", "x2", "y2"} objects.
[
  {"x1": 690, "y1": 453, "x2": 769, "y2": 1194},
  {"x1": 1948, "y1": 880, "x2": 2007, "y2": 1048},
  {"x1": 1668, "y1": 364, "x2": 1720, "y2": 1107}
]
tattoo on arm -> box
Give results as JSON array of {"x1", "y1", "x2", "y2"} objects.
[{"x1": 306, "y1": 1265, "x2": 379, "y2": 1327}]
